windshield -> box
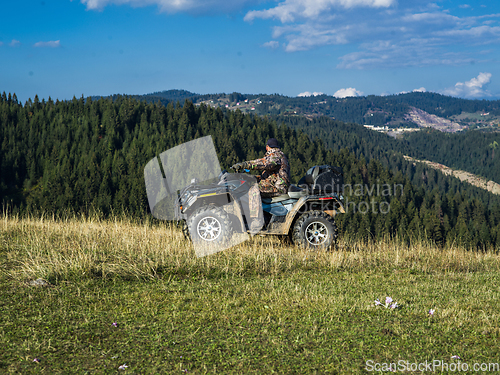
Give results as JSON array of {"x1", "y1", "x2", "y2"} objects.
[
  {"x1": 144, "y1": 136, "x2": 221, "y2": 221},
  {"x1": 144, "y1": 136, "x2": 263, "y2": 257}
]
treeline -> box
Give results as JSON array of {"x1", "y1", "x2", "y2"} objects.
[
  {"x1": 390, "y1": 92, "x2": 500, "y2": 118},
  {"x1": 217, "y1": 91, "x2": 500, "y2": 126},
  {"x1": 94, "y1": 89, "x2": 500, "y2": 126},
  {"x1": 1, "y1": 92, "x2": 500, "y2": 248},
  {"x1": 100, "y1": 90, "x2": 262, "y2": 110},
  {"x1": 404, "y1": 129, "x2": 500, "y2": 183}
]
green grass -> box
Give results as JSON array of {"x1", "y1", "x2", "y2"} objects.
[{"x1": 1, "y1": 215, "x2": 500, "y2": 373}]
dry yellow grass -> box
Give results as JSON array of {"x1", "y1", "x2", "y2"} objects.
[
  {"x1": 2, "y1": 214, "x2": 500, "y2": 373},
  {"x1": 2, "y1": 213, "x2": 499, "y2": 282}
]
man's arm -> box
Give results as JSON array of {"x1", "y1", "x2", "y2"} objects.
[{"x1": 247, "y1": 153, "x2": 281, "y2": 171}]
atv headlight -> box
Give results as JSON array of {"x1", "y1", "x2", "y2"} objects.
[{"x1": 185, "y1": 195, "x2": 197, "y2": 209}]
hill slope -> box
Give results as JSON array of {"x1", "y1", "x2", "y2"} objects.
[{"x1": 131, "y1": 90, "x2": 500, "y2": 130}]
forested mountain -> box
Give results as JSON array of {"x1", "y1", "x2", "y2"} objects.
[
  {"x1": 105, "y1": 90, "x2": 500, "y2": 182},
  {"x1": 404, "y1": 129, "x2": 500, "y2": 182},
  {"x1": 93, "y1": 89, "x2": 200, "y2": 107},
  {"x1": 128, "y1": 90, "x2": 500, "y2": 127},
  {"x1": 2, "y1": 92, "x2": 500, "y2": 249},
  {"x1": 277, "y1": 115, "x2": 500, "y2": 185}
]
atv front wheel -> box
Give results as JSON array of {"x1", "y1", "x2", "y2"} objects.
[
  {"x1": 292, "y1": 211, "x2": 337, "y2": 250},
  {"x1": 187, "y1": 205, "x2": 233, "y2": 245}
]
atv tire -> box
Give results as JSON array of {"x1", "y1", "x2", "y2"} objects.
[
  {"x1": 187, "y1": 205, "x2": 233, "y2": 245},
  {"x1": 292, "y1": 210, "x2": 337, "y2": 250}
]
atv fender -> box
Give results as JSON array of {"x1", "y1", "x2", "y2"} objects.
[
  {"x1": 282, "y1": 196, "x2": 344, "y2": 235},
  {"x1": 184, "y1": 192, "x2": 247, "y2": 233}
]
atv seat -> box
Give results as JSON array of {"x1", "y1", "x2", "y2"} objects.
[
  {"x1": 261, "y1": 185, "x2": 307, "y2": 204},
  {"x1": 304, "y1": 166, "x2": 320, "y2": 185},
  {"x1": 288, "y1": 184, "x2": 307, "y2": 199},
  {"x1": 262, "y1": 194, "x2": 291, "y2": 204}
]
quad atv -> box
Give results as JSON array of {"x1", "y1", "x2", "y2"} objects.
[
  {"x1": 144, "y1": 136, "x2": 345, "y2": 256},
  {"x1": 175, "y1": 164, "x2": 345, "y2": 250}
]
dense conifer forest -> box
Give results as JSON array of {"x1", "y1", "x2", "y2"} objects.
[
  {"x1": 278, "y1": 115, "x2": 500, "y2": 184},
  {"x1": 112, "y1": 90, "x2": 500, "y2": 182},
  {"x1": 1, "y1": 92, "x2": 500, "y2": 249},
  {"x1": 403, "y1": 129, "x2": 500, "y2": 182}
]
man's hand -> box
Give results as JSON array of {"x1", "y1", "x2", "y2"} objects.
[
  {"x1": 231, "y1": 162, "x2": 243, "y2": 171},
  {"x1": 231, "y1": 162, "x2": 249, "y2": 171}
]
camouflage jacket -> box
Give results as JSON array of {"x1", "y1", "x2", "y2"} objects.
[{"x1": 247, "y1": 147, "x2": 291, "y2": 193}]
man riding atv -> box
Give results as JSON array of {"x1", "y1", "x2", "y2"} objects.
[
  {"x1": 232, "y1": 138, "x2": 290, "y2": 231},
  {"x1": 145, "y1": 135, "x2": 344, "y2": 256}
]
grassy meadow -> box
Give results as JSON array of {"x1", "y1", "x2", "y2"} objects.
[{"x1": 1, "y1": 213, "x2": 500, "y2": 373}]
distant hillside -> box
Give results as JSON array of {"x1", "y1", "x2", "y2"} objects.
[
  {"x1": 91, "y1": 89, "x2": 200, "y2": 105},
  {"x1": 403, "y1": 156, "x2": 500, "y2": 195},
  {"x1": 189, "y1": 91, "x2": 500, "y2": 132},
  {"x1": 96, "y1": 90, "x2": 500, "y2": 132},
  {"x1": 275, "y1": 114, "x2": 500, "y2": 189}
]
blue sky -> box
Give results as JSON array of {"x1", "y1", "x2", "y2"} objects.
[{"x1": 1, "y1": 0, "x2": 500, "y2": 102}]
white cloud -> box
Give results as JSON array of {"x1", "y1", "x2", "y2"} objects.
[
  {"x1": 9, "y1": 39, "x2": 21, "y2": 47},
  {"x1": 274, "y1": 23, "x2": 351, "y2": 52},
  {"x1": 333, "y1": 87, "x2": 363, "y2": 98},
  {"x1": 33, "y1": 40, "x2": 61, "y2": 48},
  {"x1": 436, "y1": 25, "x2": 500, "y2": 39},
  {"x1": 79, "y1": 0, "x2": 500, "y2": 71},
  {"x1": 262, "y1": 41, "x2": 279, "y2": 49},
  {"x1": 333, "y1": 12, "x2": 500, "y2": 69},
  {"x1": 396, "y1": 88, "x2": 427, "y2": 94},
  {"x1": 401, "y1": 12, "x2": 461, "y2": 24},
  {"x1": 245, "y1": 0, "x2": 396, "y2": 23},
  {"x1": 84, "y1": 0, "x2": 397, "y2": 16},
  {"x1": 81, "y1": 0, "x2": 254, "y2": 14},
  {"x1": 441, "y1": 72, "x2": 492, "y2": 98},
  {"x1": 298, "y1": 91, "x2": 324, "y2": 97},
  {"x1": 245, "y1": 1, "x2": 500, "y2": 69}
]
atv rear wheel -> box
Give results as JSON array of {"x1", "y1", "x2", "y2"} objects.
[
  {"x1": 187, "y1": 205, "x2": 233, "y2": 245},
  {"x1": 292, "y1": 211, "x2": 337, "y2": 250}
]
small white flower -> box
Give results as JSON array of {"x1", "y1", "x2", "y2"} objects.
[
  {"x1": 451, "y1": 355, "x2": 461, "y2": 360},
  {"x1": 375, "y1": 297, "x2": 400, "y2": 309},
  {"x1": 118, "y1": 364, "x2": 128, "y2": 370},
  {"x1": 428, "y1": 309, "x2": 435, "y2": 316}
]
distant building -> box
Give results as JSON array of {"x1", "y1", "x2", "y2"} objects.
[{"x1": 363, "y1": 125, "x2": 389, "y2": 132}]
